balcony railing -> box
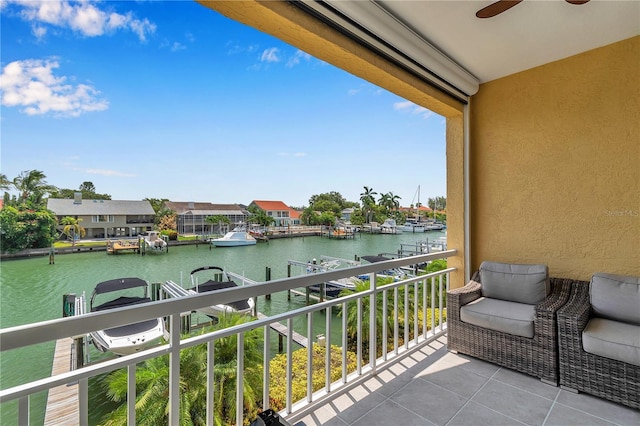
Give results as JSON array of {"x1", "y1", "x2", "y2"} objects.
[{"x1": 0, "y1": 250, "x2": 456, "y2": 425}]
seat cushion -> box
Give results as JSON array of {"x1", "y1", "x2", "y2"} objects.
[
  {"x1": 583, "y1": 317, "x2": 640, "y2": 367},
  {"x1": 479, "y1": 261, "x2": 549, "y2": 305},
  {"x1": 460, "y1": 297, "x2": 536, "y2": 338},
  {"x1": 590, "y1": 273, "x2": 640, "y2": 325}
]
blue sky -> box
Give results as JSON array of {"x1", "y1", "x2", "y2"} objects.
[{"x1": 0, "y1": 0, "x2": 446, "y2": 208}]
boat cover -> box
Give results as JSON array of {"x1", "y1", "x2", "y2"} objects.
[
  {"x1": 361, "y1": 255, "x2": 392, "y2": 263},
  {"x1": 92, "y1": 296, "x2": 151, "y2": 312},
  {"x1": 190, "y1": 280, "x2": 250, "y2": 311},
  {"x1": 94, "y1": 277, "x2": 148, "y2": 295}
]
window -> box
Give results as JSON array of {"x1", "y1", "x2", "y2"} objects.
[{"x1": 93, "y1": 215, "x2": 114, "y2": 223}]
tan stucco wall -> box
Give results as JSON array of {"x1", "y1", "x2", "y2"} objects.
[
  {"x1": 198, "y1": 1, "x2": 468, "y2": 287},
  {"x1": 470, "y1": 36, "x2": 639, "y2": 280}
]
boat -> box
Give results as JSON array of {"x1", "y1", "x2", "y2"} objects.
[
  {"x1": 211, "y1": 225, "x2": 257, "y2": 247},
  {"x1": 359, "y1": 255, "x2": 412, "y2": 280},
  {"x1": 301, "y1": 256, "x2": 362, "y2": 297},
  {"x1": 89, "y1": 277, "x2": 167, "y2": 356},
  {"x1": 397, "y1": 219, "x2": 426, "y2": 233},
  {"x1": 424, "y1": 220, "x2": 446, "y2": 231},
  {"x1": 380, "y1": 218, "x2": 402, "y2": 234},
  {"x1": 187, "y1": 266, "x2": 255, "y2": 316},
  {"x1": 309, "y1": 276, "x2": 361, "y2": 297},
  {"x1": 141, "y1": 230, "x2": 168, "y2": 253}
]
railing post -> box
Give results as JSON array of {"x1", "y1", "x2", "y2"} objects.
[
  {"x1": 369, "y1": 273, "x2": 377, "y2": 375},
  {"x1": 266, "y1": 267, "x2": 271, "y2": 300},
  {"x1": 169, "y1": 314, "x2": 180, "y2": 426}
]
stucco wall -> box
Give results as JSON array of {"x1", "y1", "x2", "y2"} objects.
[{"x1": 470, "y1": 36, "x2": 639, "y2": 280}]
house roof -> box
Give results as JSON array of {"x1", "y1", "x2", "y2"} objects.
[
  {"x1": 251, "y1": 200, "x2": 293, "y2": 211},
  {"x1": 164, "y1": 201, "x2": 246, "y2": 216},
  {"x1": 47, "y1": 199, "x2": 155, "y2": 216}
]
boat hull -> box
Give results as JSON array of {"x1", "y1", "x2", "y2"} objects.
[
  {"x1": 90, "y1": 318, "x2": 166, "y2": 356},
  {"x1": 211, "y1": 240, "x2": 257, "y2": 247}
]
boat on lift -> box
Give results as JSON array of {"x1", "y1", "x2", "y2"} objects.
[
  {"x1": 89, "y1": 277, "x2": 167, "y2": 356},
  {"x1": 163, "y1": 266, "x2": 254, "y2": 317},
  {"x1": 141, "y1": 230, "x2": 168, "y2": 253}
]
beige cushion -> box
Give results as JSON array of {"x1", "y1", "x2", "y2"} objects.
[
  {"x1": 582, "y1": 317, "x2": 640, "y2": 367},
  {"x1": 460, "y1": 297, "x2": 536, "y2": 338},
  {"x1": 479, "y1": 261, "x2": 549, "y2": 305},
  {"x1": 590, "y1": 273, "x2": 640, "y2": 325}
]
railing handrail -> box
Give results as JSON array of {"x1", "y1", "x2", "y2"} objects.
[{"x1": 0, "y1": 250, "x2": 455, "y2": 352}]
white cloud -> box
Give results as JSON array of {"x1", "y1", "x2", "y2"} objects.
[
  {"x1": 286, "y1": 50, "x2": 311, "y2": 68},
  {"x1": 170, "y1": 42, "x2": 186, "y2": 52},
  {"x1": 0, "y1": 59, "x2": 109, "y2": 117},
  {"x1": 393, "y1": 100, "x2": 434, "y2": 120},
  {"x1": 260, "y1": 47, "x2": 280, "y2": 63},
  {"x1": 8, "y1": 0, "x2": 156, "y2": 42}
]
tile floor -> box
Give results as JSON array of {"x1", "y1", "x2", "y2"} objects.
[{"x1": 288, "y1": 336, "x2": 639, "y2": 426}]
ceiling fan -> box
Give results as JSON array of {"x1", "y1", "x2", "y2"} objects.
[{"x1": 476, "y1": 0, "x2": 590, "y2": 19}]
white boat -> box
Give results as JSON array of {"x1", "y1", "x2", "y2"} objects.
[
  {"x1": 211, "y1": 225, "x2": 257, "y2": 247},
  {"x1": 141, "y1": 230, "x2": 168, "y2": 253},
  {"x1": 89, "y1": 277, "x2": 167, "y2": 356},
  {"x1": 380, "y1": 218, "x2": 403, "y2": 234},
  {"x1": 424, "y1": 220, "x2": 446, "y2": 231},
  {"x1": 188, "y1": 266, "x2": 254, "y2": 316},
  {"x1": 397, "y1": 220, "x2": 426, "y2": 233}
]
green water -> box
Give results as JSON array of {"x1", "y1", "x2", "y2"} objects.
[{"x1": 0, "y1": 231, "x2": 445, "y2": 424}]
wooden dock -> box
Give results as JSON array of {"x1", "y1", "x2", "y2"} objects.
[
  {"x1": 257, "y1": 313, "x2": 308, "y2": 348},
  {"x1": 106, "y1": 239, "x2": 140, "y2": 254},
  {"x1": 44, "y1": 338, "x2": 78, "y2": 425}
]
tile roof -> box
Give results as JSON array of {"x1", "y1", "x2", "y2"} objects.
[{"x1": 251, "y1": 200, "x2": 292, "y2": 211}]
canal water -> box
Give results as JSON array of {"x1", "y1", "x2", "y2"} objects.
[{"x1": 0, "y1": 230, "x2": 445, "y2": 424}]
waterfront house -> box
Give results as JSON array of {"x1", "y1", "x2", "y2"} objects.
[
  {"x1": 47, "y1": 195, "x2": 155, "y2": 239},
  {"x1": 3, "y1": 2, "x2": 638, "y2": 425},
  {"x1": 163, "y1": 201, "x2": 248, "y2": 235},
  {"x1": 249, "y1": 200, "x2": 301, "y2": 227}
]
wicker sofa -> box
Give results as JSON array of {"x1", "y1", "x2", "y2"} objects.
[
  {"x1": 557, "y1": 273, "x2": 640, "y2": 409},
  {"x1": 447, "y1": 261, "x2": 573, "y2": 385}
]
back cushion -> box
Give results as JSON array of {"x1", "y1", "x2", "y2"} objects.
[
  {"x1": 590, "y1": 273, "x2": 640, "y2": 325},
  {"x1": 479, "y1": 261, "x2": 550, "y2": 305}
]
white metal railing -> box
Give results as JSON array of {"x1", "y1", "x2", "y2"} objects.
[{"x1": 0, "y1": 250, "x2": 456, "y2": 425}]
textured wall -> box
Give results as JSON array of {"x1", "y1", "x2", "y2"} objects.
[{"x1": 470, "y1": 37, "x2": 639, "y2": 280}]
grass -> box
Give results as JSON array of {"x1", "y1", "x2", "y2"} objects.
[{"x1": 54, "y1": 240, "x2": 107, "y2": 248}]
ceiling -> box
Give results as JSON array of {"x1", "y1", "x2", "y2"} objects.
[{"x1": 317, "y1": 0, "x2": 639, "y2": 90}]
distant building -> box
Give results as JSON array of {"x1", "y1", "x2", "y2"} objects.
[
  {"x1": 249, "y1": 200, "x2": 301, "y2": 227},
  {"x1": 341, "y1": 208, "x2": 355, "y2": 222},
  {"x1": 47, "y1": 195, "x2": 155, "y2": 239},
  {"x1": 163, "y1": 201, "x2": 248, "y2": 235}
]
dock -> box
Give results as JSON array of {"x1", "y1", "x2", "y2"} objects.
[
  {"x1": 257, "y1": 313, "x2": 308, "y2": 348},
  {"x1": 106, "y1": 239, "x2": 140, "y2": 254},
  {"x1": 44, "y1": 338, "x2": 79, "y2": 425}
]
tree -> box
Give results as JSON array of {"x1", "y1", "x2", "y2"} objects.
[
  {"x1": 0, "y1": 173, "x2": 12, "y2": 191},
  {"x1": 102, "y1": 313, "x2": 264, "y2": 426},
  {"x1": 0, "y1": 206, "x2": 57, "y2": 252},
  {"x1": 248, "y1": 205, "x2": 274, "y2": 227},
  {"x1": 60, "y1": 216, "x2": 86, "y2": 246},
  {"x1": 12, "y1": 170, "x2": 57, "y2": 208},
  {"x1": 378, "y1": 192, "x2": 401, "y2": 217},
  {"x1": 359, "y1": 186, "x2": 377, "y2": 223},
  {"x1": 206, "y1": 215, "x2": 230, "y2": 235},
  {"x1": 78, "y1": 181, "x2": 96, "y2": 193}
]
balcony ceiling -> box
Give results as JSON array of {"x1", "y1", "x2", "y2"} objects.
[{"x1": 324, "y1": 0, "x2": 640, "y2": 84}]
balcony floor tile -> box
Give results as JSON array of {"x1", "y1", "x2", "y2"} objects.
[{"x1": 290, "y1": 335, "x2": 639, "y2": 426}]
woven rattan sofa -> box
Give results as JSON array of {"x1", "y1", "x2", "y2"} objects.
[
  {"x1": 447, "y1": 261, "x2": 573, "y2": 385},
  {"x1": 557, "y1": 273, "x2": 640, "y2": 409}
]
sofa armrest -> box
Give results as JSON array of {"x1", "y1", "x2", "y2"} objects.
[
  {"x1": 557, "y1": 280, "x2": 591, "y2": 334},
  {"x1": 447, "y1": 271, "x2": 482, "y2": 321}
]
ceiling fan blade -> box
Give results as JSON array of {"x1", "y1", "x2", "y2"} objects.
[
  {"x1": 476, "y1": 0, "x2": 524, "y2": 19},
  {"x1": 566, "y1": 0, "x2": 590, "y2": 4}
]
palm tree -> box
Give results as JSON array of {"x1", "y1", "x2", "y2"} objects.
[
  {"x1": 0, "y1": 173, "x2": 12, "y2": 191},
  {"x1": 102, "y1": 313, "x2": 264, "y2": 426},
  {"x1": 206, "y1": 215, "x2": 230, "y2": 235},
  {"x1": 12, "y1": 170, "x2": 57, "y2": 208},
  {"x1": 60, "y1": 216, "x2": 86, "y2": 246},
  {"x1": 359, "y1": 186, "x2": 377, "y2": 223}
]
